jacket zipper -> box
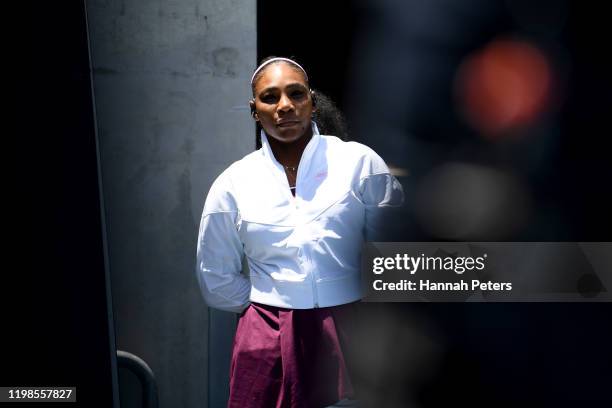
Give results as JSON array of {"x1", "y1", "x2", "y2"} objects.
[
  {"x1": 293, "y1": 151, "x2": 318, "y2": 307},
  {"x1": 311, "y1": 270, "x2": 319, "y2": 308}
]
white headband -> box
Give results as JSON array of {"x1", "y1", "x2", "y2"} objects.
[{"x1": 250, "y1": 57, "x2": 308, "y2": 85}]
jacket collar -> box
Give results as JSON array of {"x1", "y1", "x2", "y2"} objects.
[{"x1": 260, "y1": 122, "x2": 321, "y2": 179}]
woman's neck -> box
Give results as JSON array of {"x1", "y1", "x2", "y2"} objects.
[{"x1": 267, "y1": 126, "x2": 313, "y2": 168}]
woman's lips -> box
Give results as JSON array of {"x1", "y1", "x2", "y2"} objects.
[{"x1": 277, "y1": 121, "x2": 299, "y2": 128}]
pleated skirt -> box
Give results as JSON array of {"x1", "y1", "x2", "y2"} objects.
[{"x1": 228, "y1": 301, "x2": 358, "y2": 408}]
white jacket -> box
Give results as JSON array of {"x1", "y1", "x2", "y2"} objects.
[{"x1": 196, "y1": 126, "x2": 404, "y2": 312}]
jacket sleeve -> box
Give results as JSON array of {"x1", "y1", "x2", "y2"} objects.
[
  {"x1": 358, "y1": 148, "x2": 405, "y2": 241},
  {"x1": 196, "y1": 172, "x2": 250, "y2": 313}
]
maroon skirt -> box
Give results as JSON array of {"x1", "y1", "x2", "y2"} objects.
[{"x1": 228, "y1": 301, "x2": 358, "y2": 408}]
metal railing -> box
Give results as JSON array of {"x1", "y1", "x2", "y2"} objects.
[{"x1": 117, "y1": 350, "x2": 159, "y2": 408}]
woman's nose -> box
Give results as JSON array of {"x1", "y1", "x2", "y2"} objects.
[{"x1": 277, "y1": 93, "x2": 294, "y2": 112}]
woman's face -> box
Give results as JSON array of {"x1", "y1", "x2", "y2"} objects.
[{"x1": 252, "y1": 62, "x2": 315, "y2": 143}]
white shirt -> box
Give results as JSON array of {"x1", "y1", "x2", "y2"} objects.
[{"x1": 196, "y1": 125, "x2": 404, "y2": 312}]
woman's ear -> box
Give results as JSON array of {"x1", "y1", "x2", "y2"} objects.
[
  {"x1": 249, "y1": 99, "x2": 259, "y2": 121},
  {"x1": 310, "y1": 90, "x2": 317, "y2": 113}
]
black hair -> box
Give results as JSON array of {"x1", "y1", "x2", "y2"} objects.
[
  {"x1": 311, "y1": 90, "x2": 349, "y2": 141},
  {"x1": 250, "y1": 56, "x2": 349, "y2": 148}
]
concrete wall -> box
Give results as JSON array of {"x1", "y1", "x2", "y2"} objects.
[{"x1": 85, "y1": 1, "x2": 256, "y2": 406}]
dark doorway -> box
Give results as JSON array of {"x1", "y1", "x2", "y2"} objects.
[{"x1": 8, "y1": 1, "x2": 119, "y2": 406}]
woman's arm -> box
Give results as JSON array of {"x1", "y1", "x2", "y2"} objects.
[
  {"x1": 358, "y1": 148, "x2": 405, "y2": 241},
  {"x1": 195, "y1": 172, "x2": 250, "y2": 313}
]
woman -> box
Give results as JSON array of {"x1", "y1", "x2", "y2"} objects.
[{"x1": 196, "y1": 57, "x2": 404, "y2": 407}]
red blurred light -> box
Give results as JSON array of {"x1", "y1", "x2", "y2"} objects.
[{"x1": 456, "y1": 39, "x2": 553, "y2": 138}]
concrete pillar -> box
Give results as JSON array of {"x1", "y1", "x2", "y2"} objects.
[{"x1": 86, "y1": 1, "x2": 256, "y2": 406}]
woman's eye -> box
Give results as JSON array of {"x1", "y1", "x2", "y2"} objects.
[
  {"x1": 291, "y1": 90, "x2": 305, "y2": 98},
  {"x1": 260, "y1": 94, "x2": 276, "y2": 103}
]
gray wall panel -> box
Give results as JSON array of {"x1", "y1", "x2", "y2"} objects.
[{"x1": 86, "y1": 1, "x2": 256, "y2": 406}]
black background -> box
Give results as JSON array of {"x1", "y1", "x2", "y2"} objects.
[
  {"x1": 258, "y1": 1, "x2": 612, "y2": 406},
  {"x1": 6, "y1": 1, "x2": 116, "y2": 407}
]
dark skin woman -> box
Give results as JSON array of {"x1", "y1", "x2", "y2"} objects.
[
  {"x1": 250, "y1": 61, "x2": 317, "y2": 194},
  {"x1": 197, "y1": 56, "x2": 403, "y2": 407}
]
